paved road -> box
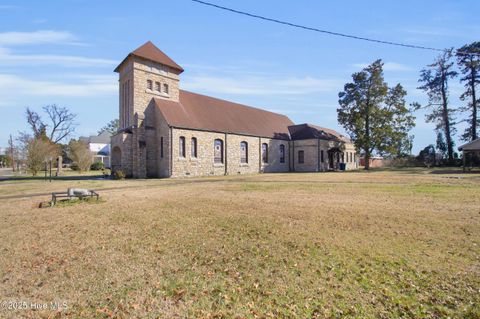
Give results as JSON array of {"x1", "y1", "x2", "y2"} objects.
[{"x1": 0, "y1": 167, "x2": 15, "y2": 179}]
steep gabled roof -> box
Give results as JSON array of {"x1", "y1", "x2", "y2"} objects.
[
  {"x1": 288, "y1": 123, "x2": 350, "y2": 142},
  {"x1": 114, "y1": 41, "x2": 184, "y2": 73},
  {"x1": 154, "y1": 90, "x2": 293, "y2": 139}
]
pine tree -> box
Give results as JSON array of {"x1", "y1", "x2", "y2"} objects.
[
  {"x1": 416, "y1": 49, "x2": 458, "y2": 164},
  {"x1": 338, "y1": 60, "x2": 415, "y2": 169},
  {"x1": 456, "y1": 42, "x2": 480, "y2": 141},
  {"x1": 436, "y1": 131, "x2": 447, "y2": 160}
]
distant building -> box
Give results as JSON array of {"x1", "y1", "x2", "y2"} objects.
[
  {"x1": 111, "y1": 42, "x2": 357, "y2": 178},
  {"x1": 359, "y1": 156, "x2": 391, "y2": 168},
  {"x1": 79, "y1": 131, "x2": 111, "y2": 167}
]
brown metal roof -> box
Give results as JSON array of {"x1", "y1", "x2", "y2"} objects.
[
  {"x1": 114, "y1": 41, "x2": 184, "y2": 73},
  {"x1": 154, "y1": 90, "x2": 293, "y2": 139},
  {"x1": 288, "y1": 123, "x2": 350, "y2": 142}
]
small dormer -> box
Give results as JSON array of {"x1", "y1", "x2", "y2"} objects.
[{"x1": 115, "y1": 41, "x2": 183, "y2": 129}]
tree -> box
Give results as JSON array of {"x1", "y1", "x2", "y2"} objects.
[
  {"x1": 456, "y1": 42, "x2": 480, "y2": 141},
  {"x1": 436, "y1": 131, "x2": 448, "y2": 160},
  {"x1": 68, "y1": 140, "x2": 93, "y2": 172},
  {"x1": 98, "y1": 119, "x2": 119, "y2": 135},
  {"x1": 417, "y1": 144, "x2": 436, "y2": 167},
  {"x1": 26, "y1": 104, "x2": 77, "y2": 143},
  {"x1": 8, "y1": 134, "x2": 15, "y2": 171},
  {"x1": 25, "y1": 137, "x2": 60, "y2": 176},
  {"x1": 416, "y1": 49, "x2": 458, "y2": 164},
  {"x1": 337, "y1": 60, "x2": 416, "y2": 169}
]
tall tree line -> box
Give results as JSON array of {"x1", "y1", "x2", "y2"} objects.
[
  {"x1": 415, "y1": 42, "x2": 479, "y2": 164},
  {"x1": 337, "y1": 41, "x2": 479, "y2": 169}
]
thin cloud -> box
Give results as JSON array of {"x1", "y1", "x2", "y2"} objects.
[
  {"x1": 0, "y1": 48, "x2": 116, "y2": 67},
  {"x1": 352, "y1": 62, "x2": 413, "y2": 72},
  {"x1": 0, "y1": 74, "x2": 117, "y2": 98},
  {"x1": 183, "y1": 74, "x2": 342, "y2": 96},
  {"x1": 0, "y1": 30, "x2": 79, "y2": 46}
]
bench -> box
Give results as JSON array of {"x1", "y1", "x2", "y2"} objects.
[{"x1": 51, "y1": 188, "x2": 99, "y2": 206}]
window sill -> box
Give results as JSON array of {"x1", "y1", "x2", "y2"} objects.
[
  {"x1": 213, "y1": 163, "x2": 224, "y2": 167},
  {"x1": 178, "y1": 157, "x2": 187, "y2": 161},
  {"x1": 146, "y1": 89, "x2": 170, "y2": 98},
  {"x1": 240, "y1": 163, "x2": 249, "y2": 167}
]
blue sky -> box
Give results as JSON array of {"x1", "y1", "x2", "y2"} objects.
[{"x1": 0, "y1": 0, "x2": 479, "y2": 154}]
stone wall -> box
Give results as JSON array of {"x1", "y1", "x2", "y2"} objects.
[
  {"x1": 154, "y1": 105, "x2": 172, "y2": 178},
  {"x1": 291, "y1": 139, "x2": 357, "y2": 172},
  {"x1": 169, "y1": 128, "x2": 290, "y2": 177},
  {"x1": 110, "y1": 132, "x2": 134, "y2": 177},
  {"x1": 132, "y1": 57, "x2": 180, "y2": 116}
]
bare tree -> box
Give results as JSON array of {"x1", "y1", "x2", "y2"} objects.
[
  {"x1": 25, "y1": 105, "x2": 77, "y2": 143},
  {"x1": 8, "y1": 134, "x2": 15, "y2": 171},
  {"x1": 26, "y1": 108, "x2": 47, "y2": 138}
]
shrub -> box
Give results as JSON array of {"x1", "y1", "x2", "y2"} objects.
[
  {"x1": 114, "y1": 170, "x2": 125, "y2": 180},
  {"x1": 90, "y1": 161, "x2": 105, "y2": 170},
  {"x1": 26, "y1": 138, "x2": 60, "y2": 176},
  {"x1": 68, "y1": 140, "x2": 93, "y2": 172}
]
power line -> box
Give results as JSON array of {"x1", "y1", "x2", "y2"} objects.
[{"x1": 190, "y1": 0, "x2": 480, "y2": 57}]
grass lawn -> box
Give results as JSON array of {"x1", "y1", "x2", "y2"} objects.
[{"x1": 0, "y1": 169, "x2": 479, "y2": 318}]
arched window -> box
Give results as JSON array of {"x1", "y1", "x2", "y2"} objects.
[
  {"x1": 279, "y1": 144, "x2": 285, "y2": 163},
  {"x1": 214, "y1": 139, "x2": 223, "y2": 163},
  {"x1": 147, "y1": 79, "x2": 153, "y2": 90},
  {"x1": 179, "y1": 136, "x2": 185, "y2": 158},
  {"x1": 240, "y1": 141, "x2": 248, "y2": 163},
  {"x1": 191, "y1": 137, "x2": 197, "y2": 158},
  {"x1": 298, "y1": 150, "x2": 305, "y2": 164},
  {"x1": 262, "y1": 143, "x2": 268, "y2": 163}
]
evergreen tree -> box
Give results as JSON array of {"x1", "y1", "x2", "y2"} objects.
[
  {"x1": 456, "y1": 42, "x2": 480, "y2": 141},
  {"x1": 98, "y1": 119, "x2": 119, "y2": 135},
  {"x1": 416, "y1": 49, "x2": 457, "y2": 164},
  {"x1": 436, "y1": 131, "x2": 447, "y2": 160},
  {"x1": 338, "y1": 60, "x2": 415, "y2": 169}
]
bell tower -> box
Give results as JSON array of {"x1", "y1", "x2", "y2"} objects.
[
  {"x1": 114, "y1": 41, "x2": 184, "y2": 129},
  {"x1": 112, "y1": 41, "x2": 184, "y2": 178}
]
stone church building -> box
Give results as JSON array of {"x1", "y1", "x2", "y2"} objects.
[{"x1": 111, "y1": 42, "x2": 357, "y2": 178}]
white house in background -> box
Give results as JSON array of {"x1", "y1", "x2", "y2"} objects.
[{"x1": 79, "y1": 131, "x2": 112, "y2": 167}]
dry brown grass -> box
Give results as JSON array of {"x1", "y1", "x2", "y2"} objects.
[{"x1": 0, "y1": 169, "x2": 479, "y2": 318}]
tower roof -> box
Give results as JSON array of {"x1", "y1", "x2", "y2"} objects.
[{"x1": 114, "y1": 41, "x2": 184, "y2": 73}]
